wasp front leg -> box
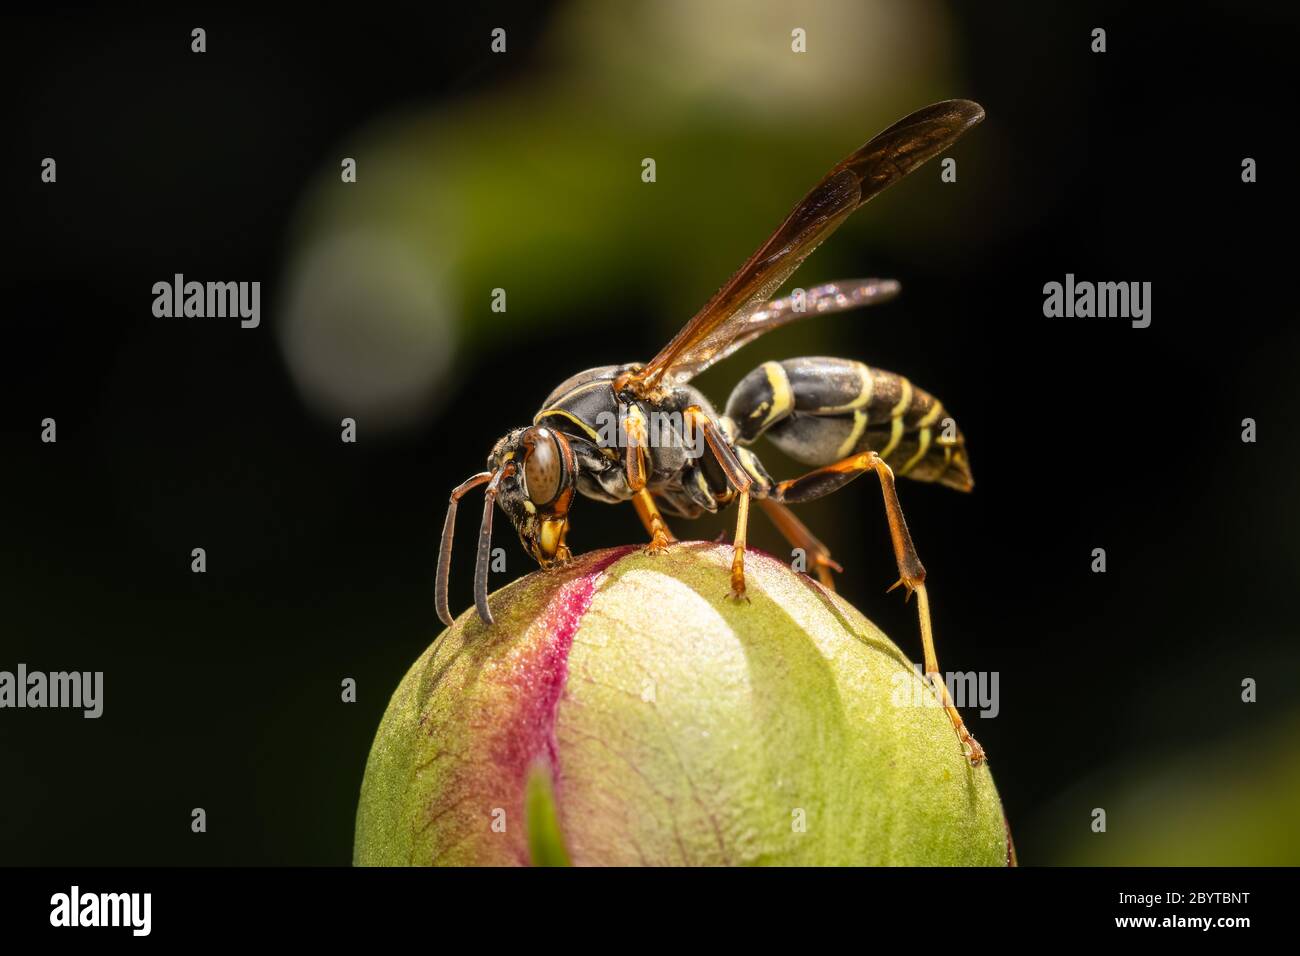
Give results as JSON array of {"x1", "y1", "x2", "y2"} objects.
[
  {"x1": 632, "y1": 490, "x2": 675, "y2": 554},
  {"x1": 772, "y1": 451, "x2": 985, "y2": 765},
  {"x1": 622, "y1": 406, "x2": 675, "y2": 555}
]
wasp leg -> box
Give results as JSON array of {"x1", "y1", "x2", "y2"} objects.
[
  {"x1": 632, "y1": 490, "x2": 675, "y2": 554},
  {"x1": 623, "y1": 404, "x2": 650, "y2": 493},
  {"x1": 757, "y1": 498, "x2": 843, "y2": 591},
  {"x1": 622, "y1": 407, "x2": 676, "y2": 555},
  {"x1": 773, "y1": 451, "x2": 984, "y2": 765},
  {"x1": 684, "y1": 406, "x2": 753, "y2": 601},
  {"x1": 728, "y1": 489, "x2": 751, "y2": 602}
]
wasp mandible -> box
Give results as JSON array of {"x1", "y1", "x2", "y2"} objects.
[{"x1": 436, "y1": 100, "x2": 987, "y2": 763}]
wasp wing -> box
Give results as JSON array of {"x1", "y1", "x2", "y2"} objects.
[
  {"x1": 625, "y1": 99, "x2": 984, "y2": 392},
  {"x1": 654, "y1": 279, "x2": 900, "y2": 385}
]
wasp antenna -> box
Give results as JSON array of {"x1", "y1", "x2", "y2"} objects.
[
  {"x1": 435, "y1": 471, "x2": 493, "y2": 630},
  {"x1": 473, "y1": 465, "x2": 513, "y2": 627}
]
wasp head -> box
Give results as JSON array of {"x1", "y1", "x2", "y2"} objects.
[
  {"x1": 486, "y1": 425, "x2": 576, "y2": 570},
  {"x1": 435, "y1": 425, "x2": 579, "y2": 629}
]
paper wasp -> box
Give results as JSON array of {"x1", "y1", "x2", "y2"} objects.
[{"x1": 436, "y1": 100, "x2": 987, "y2": 763}]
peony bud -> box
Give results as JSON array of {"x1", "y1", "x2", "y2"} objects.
[{"x1": 355, "y1": 542, "x2": 1010, "y2": 865}]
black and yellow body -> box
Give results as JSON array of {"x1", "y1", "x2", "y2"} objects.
[
  {"x1": 530, "y1": 357, "x2": 973, "y2": 521},
  {"x1": 533, "y1": 363, "x2": 746, "y2": 519},
  {"x1": 722, "y1": 357, "x2": 973, "y2": 493}
]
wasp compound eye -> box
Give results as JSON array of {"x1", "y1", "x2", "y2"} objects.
[{"x1": 523, "y1": 428, "x2": 562, "y2": 505}]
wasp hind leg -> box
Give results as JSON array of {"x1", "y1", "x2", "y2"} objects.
[
  {"x1": 772, "y1": 451, "x2": 985, "y2": 765},
  {"x1": 757, "y1": 499, "x2": 842, "y2": 591}
]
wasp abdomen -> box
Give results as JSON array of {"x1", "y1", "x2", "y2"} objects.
[{"x1": 723, "y1": 357, "x2": 972, "y2": 491}]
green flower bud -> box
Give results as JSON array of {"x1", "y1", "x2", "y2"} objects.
[{"x1": 355, "y1": 543, "x2": 1010, "y2": 865}]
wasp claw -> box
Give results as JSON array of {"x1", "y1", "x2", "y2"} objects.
[
  {"x1": 644, "y1": 537, "x2": 671, "y2": 556},
  {"x1": 887, "y1": 578, "x2": 918, "y2": 602}
]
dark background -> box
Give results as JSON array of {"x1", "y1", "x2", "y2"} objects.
[{"x1": 3, "y1": 1, "x2": 1298, "y2": 865}]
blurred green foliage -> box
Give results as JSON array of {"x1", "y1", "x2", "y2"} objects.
[
  {"x1": 284, "y1": 0, "x2": 974, "y2": 364},
  {"x1": 1028, "y1": 711, "x2": 1300, "y2": 865}
]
